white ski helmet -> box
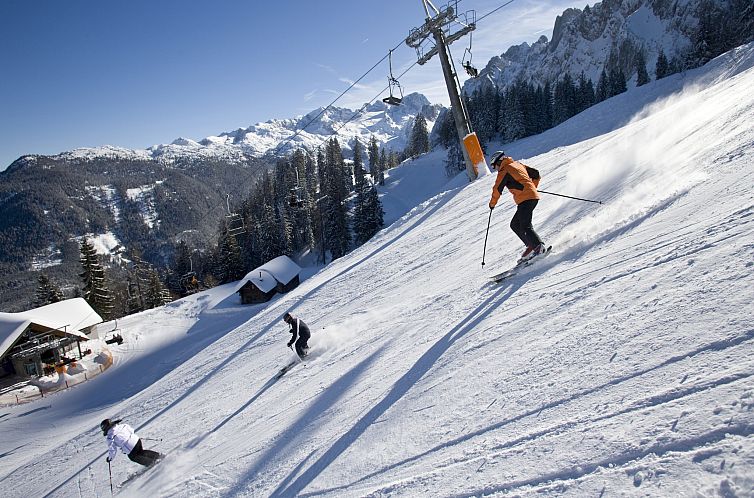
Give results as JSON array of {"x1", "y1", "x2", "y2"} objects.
[{"x1": 490, "y1": 151, "x2": 506, "y2": 167}]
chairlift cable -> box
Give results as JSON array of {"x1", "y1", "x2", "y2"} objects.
[
  {"x1": 477, "y1": 0, "x2": 518, "y2": 24},
  {"x1": 271, "y1": 38, "x2": 407, "y2": 155},
  {"x1": 153, "y1": 0, "x2": 522, "y2": 243},
  {"x1": 312, "y1": 58, "x2": 420, "y2": 150}
]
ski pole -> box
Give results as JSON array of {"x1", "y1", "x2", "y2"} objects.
[
  {"x1": 538, "y1": 190, "x2": 602, "y2": 204},
  {"x1": 108, "y1": 459, "x2": 113, "y2": 496},
  {"x1": 481, "y1": 207, "x2": 493, "y2": 268}
]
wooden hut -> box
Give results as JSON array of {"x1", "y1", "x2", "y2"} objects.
[
  {"x1": 235, "y1": 255, "x2": 302, "y2": 305},
  {"x1": 235, "y1": 270, "x2": 278, "y2": 305}
]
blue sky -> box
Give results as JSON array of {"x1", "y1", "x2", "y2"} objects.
[{"x1": 0, "y1": 0, "x2": 581, "y2": 169}]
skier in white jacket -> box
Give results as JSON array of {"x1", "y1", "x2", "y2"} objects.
[{"x1": 100, "y1": 419, "x2": 162, "y2": 467}]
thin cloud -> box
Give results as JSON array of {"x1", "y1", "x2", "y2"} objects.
[
  {"x1": 314, "y1": 63, "x2": 340, "y2": 78},
  {"x1": 304, "y1": 0, "x2": 577, "y2": 110},
  {"x1": 338, "y1": 78, "x2": 370, "y2": 91}
]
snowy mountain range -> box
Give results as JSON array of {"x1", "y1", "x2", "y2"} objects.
[
  {"x1": 10, "y1": 93, "x2": 441, "y2": 168},
  {"x1": 464, "y1": 0, "x2": 750, "y2": 93},
  {"x1": 2, "y1": 41, "x2": 752, "y2": 496}
]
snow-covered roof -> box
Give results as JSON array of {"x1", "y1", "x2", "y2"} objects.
[
  {"x1": 234, "y1": 256, "x2": 302, "y2": 295},
  {"x1": 0, "y1": 315, "x2": 34, "y2": 359},
  {"x1": 256, "y1": 255, "x2": 301, "y2": 286},
  {"x1": 0, "y1": 298, "x2": 102, "y2": 358},
  {"x1": 234, "y1": 269, "x2": 278, "y2": 294}
]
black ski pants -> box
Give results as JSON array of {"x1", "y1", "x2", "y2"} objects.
[
  {"x1": 127, "y1": 439, "x2": 161, "y2": 467},
  {"x1": 295, "y1": 332, "x2": 310, "y2": 358},
  {"x1": 510, "y1": 199, "x2": 543, "y2": 248}
]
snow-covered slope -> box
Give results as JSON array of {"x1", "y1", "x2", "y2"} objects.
[{"x1": 1, "y1": 43, "x2": 753, "y2": 497}]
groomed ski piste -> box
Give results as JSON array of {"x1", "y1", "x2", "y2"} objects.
[{"x1": 2, "y1": 43, "x2": 753, "y2": 497}]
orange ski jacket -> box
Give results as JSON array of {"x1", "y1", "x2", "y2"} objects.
[{"x1": 489, "y1": 157, "x2": 541, "y2": 208}]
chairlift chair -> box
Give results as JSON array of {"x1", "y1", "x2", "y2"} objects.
[
  {"x1": 463, "y1": 60, "x2": 478, "y2": 78},
  {"x1": 289, "y1": 188, "x2": 304, "y2": 208},
  {"x1": 288, "y1": 167, "x2": 305, "y2": 208},
  {"x1": 180, "y1": 271, "x2": 199, "y2": 294},
  {"x1": 461, "y1": 47, "x2": 479, "y2": 78},
  {"x1": 382, "y1": 50, "x2": 404, "y2": 106},
  {"x1": 104, "y1": 320, "x2": 124, "y2": 345},
  {"x1": 180, "y1": 252, "x2": 199, "y2": 294},
  {"x1": 461, "y1": 35, "x2": 479, "y2": 78}
]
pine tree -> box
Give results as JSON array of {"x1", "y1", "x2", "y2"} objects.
[
  {"x1": 635, "y1": 51, "x2": 650, "y2": 86},
  {"x1": 126, "y1": 275, "x2": 144, "y2": 314},
  {"x1": 553, "y1": 73, "x2": 577, "y2": 125},
  {"x1": 435, "y1": 109, "x2": 456, "y2": 148},
  {"x1": 170, "y1": 240, "x2": 194, "y2": 294},
  {"x1": 478, "y1": 86, "x2": 499, "y2": 144},
  {"x1": 576, "y1": 73, "x2": 595, "y2": 113},
  {"x1": 285, "y1": 149, "x2": 315, "y2": 254},
  {"x1": 445, "y1": 139, "x2": 465, "y2": 177},
  {"x1": 407, "y1": 114, "x2": 431, "y2": 159},
  {"x1": 258, "y1": 203, "x2": 282, "y2": 264},
  {"x1": 125, "y1": 256, "x2": 148, "y2": 312},
  {"x1": 542, "y1": 81, "x2": 554, "y2": 131},
  {"x1": 501, "y1": 85, "x2": 526, "y2": 141},
  {"x1": 35, "y1": 273, "x2": 64, "y2": 307},
  {"x1": 145, "y1": 270, "x2": 172, "y2": 308},
  {"x1": 378, "y1": 148, "x2": 387, "y2": 186},
  {"x1": 275, "y1": 203, "x2": 293, "y2": 256},
  {"x1": 353, "y1": 180, "x2": 385, "y2": 245},
  {"x1": 352, "y1": 137, "x2": 365, "y2": 186},
  {"x1": 217, "y1": 232, "x2": 245, "y2": 283},
  {"x1": 609, "y1": 68, "x2": 627, "y2": 96},
  {"x1": 388, "y1": 150, "x2": 400, "y2": 169},
  {"x1": 79, "y1": 239, "x2": 115, "y2": 319},
  {"x1": 322, "y1": 138, "x2": 351, "y2": 260},
  {"x1": 596, "y1": 68, "x2": 609, "y2": 102},
  {"x1": 656, "y1": 49, "x2": 669, "y2": 79},
  {"x1": 368, "y1": 135, "x2": 381, "y2": 184}
]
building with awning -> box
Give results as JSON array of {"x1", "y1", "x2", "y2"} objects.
[{"x1": 0, "y1": 298, "x2": 103, "y2": 378}]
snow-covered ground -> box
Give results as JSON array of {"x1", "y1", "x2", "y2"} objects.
[{"x1": 1, "y1": 43, "x2": 753, "y2": 497}]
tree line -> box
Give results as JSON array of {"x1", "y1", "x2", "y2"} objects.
[{"x1": 32, "y1": 118, "x2": 437, "y2": 319}]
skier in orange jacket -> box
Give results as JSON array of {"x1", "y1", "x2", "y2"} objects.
[{"x1": 488, "y1": 151, "x2": 546, "y2": 262}]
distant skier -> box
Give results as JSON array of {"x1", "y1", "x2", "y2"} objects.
[
  {"x1": 488, "y1": 151, "x2": 546, "y2": 262},
  {"x1": 100, "y1": 418, "x2": 162, "y2": 467},
  {"x1": 284, "y1": 312, "x2": 310, "y2": 359}
]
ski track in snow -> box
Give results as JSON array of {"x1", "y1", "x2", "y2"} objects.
[{"x1": 1, "y1": 43, "x2": 754, "y2": 498}]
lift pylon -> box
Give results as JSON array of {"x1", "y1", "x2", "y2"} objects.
[{"x1": 406, "y1": 0, "x2": 484, "y2": 181}]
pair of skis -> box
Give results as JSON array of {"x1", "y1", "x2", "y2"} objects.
[
  {"x1": 275, "y1": 361, "x2": 298, "y2": 379},
  {"x1": 489, "y1": 245, "x2": 552, "y2": 283},
  {"x1": 275, "y1": 348, "x2": 308, "y2": 379}
]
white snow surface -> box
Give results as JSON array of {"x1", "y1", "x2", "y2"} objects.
[{"x1": 1, "y1": 44, "x2": 754, "y2": 497}]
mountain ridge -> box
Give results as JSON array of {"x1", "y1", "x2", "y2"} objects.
[
  {"x1": 5, "y1": 93, "x2": 441, "y2": 172},
  {"x1": 464, "y1": 0, "x2": 750, "y2": 94}
]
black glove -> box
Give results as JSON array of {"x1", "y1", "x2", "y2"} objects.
[
  {"x1": 106, "y1": 457, "x2": 112, "y2": 463},
  {"x1": 489, "y1": 204, "x2": 495, "y2": 210},
  {"x1": 287, "y1": 341, "x2": 293, "y2": 348}
]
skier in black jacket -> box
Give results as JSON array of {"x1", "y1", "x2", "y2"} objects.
[{"x1": 284, "y1": 312, "x2": 310, "y2": 359}]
